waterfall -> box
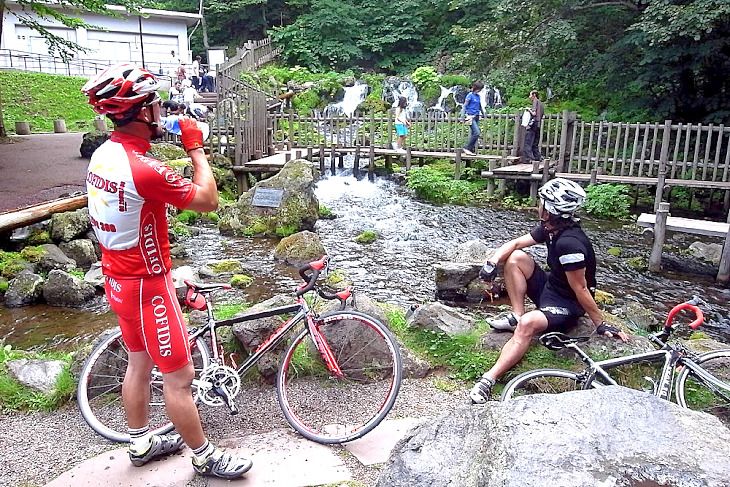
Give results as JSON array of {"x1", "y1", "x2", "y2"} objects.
[
  {"x1": 323, "y1": 82, "x2": 369, "y2": 118},
  {"x1": 383, "y1": 78, "x2": 424, "y2": 117},
  {"x1": 429, "y1": 86, "x2": 463, "y2": 112}
]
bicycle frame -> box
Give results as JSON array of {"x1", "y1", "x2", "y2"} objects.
[{"x1": 187, "y1": 293, "x2": 343, "y2": 382}]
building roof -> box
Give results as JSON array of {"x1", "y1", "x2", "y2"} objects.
[{"x1": 4, "y1": 1, "x2": 202, "y2": 27}]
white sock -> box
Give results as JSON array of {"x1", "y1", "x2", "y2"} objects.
[
  {"x1": 129, "y1": 425, "x2": 152, "y2": 453},
  {"x1": 192, "y1": 440, "x2": 217, "y2": 462}
]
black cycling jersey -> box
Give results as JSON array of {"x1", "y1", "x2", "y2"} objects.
[{"x1": 530, "y1": 222, "x2": 596, "y2": 301}]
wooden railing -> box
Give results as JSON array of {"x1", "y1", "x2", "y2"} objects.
[
  {"x1": 218, "y1": 37, "x2": 281, "y2": 82},
  {"x1": 270, "y1": 111, "x2": 569, "y2": 159}
]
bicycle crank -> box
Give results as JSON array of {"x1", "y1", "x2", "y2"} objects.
[{"x1": 198, "y1": 364, "x2": 241, "y2": 412}]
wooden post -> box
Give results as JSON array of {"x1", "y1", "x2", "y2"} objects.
[
  {"x1": 557, "y1": 110, "x2": 575, "y2": 173},
  {"x1": 387, "y1": 110, "x2": 393, "y2": 149},
  {"x1": 530, "y1": 159, "x2": 540, "y2": 204},
  {"x1": 307, "y1": 146, "x2": 313, "y2": 162},
  {"x1": 15, "y1": 121, "x2": 30, "y2": 135},
  {"x1": 369, "y1": 144, "x2": 375, "y2": 175},
  {"x1": 511, "y1": 113, "x2": 522, "y2": 160},
  {"x1": 319, "y1": 143, "x2": 325, "y2": 173},
  {"x1": 354, "y1": 144, "x2": 361, "y2": 176},
  {"x1": 454, "y1": 149, "x2": 462, "y2": 180},
  {"x1": 330, "y1": 144, "x2": 336, "y2": 175},
  {"x1": 284, "y1": 152, "x2": 292, "y2": 163},
  {"x1": 93, "y1": 117, "x2": 107, "y2": 132},
  {"x1": 486, "y1": 158, "x2": 496, "y2": 197},
  {"x1": 590, "y1": 168, "x2": 598, "y2": 185},
  {"x1": 385, "y1": 155, "x2": 392, "y2": 172},
  {"x1": 406, "y1": 147, "x2": 412, "y2": 172},
  {"x1": 53, "y1": 119, "x2": 67, "y2": 133},
  {"x1": 288, "y1": 110, "x2": 295, "y2": 150},
  {"x1": 718, "y1": 226, "x2": 730, "y2": 283},
  {"x1": 654, "y1": 120, "x2": 672, "y2": 212},
  {"x1": 369, "y1": 111, "x2": 376, "y2": 148},
  {"x1": 649, "y1": 202, "x2": 670, "y2": 273}
]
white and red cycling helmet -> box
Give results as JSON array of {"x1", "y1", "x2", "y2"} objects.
[{"x1": 82, "y1": 63, "x2": 161, "y2": 120}]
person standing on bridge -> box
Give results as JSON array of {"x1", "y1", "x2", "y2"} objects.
[
  {"x1": 461, "y1": 81, "x2": 485, "y2": 156},
  {"x1": 82, "y1": 63, "x2": 252, "y2": 480},
  {"x1": 468, "y1": 178, "x2": 629, "y2": 403},
  {"x1": 523, "y1": 90, "x2": 544, "y2": 162},
  {"x1": 393, "y1": 96, "x2": 410, "y2": 153}
]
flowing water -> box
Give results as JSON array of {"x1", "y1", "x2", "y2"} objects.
[{"x1": 1, "y1": 169, "x2": 729, "y2": 351}]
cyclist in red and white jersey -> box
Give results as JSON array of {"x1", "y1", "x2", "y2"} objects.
[{"x1": 83, "y1": 63, "x2": 251, "y2": 479}]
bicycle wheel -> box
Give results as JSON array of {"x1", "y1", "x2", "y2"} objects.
[
  {"x1": 77, "y1": 328, "x2": 211, "y2": 442},
  {"x1": 501, "y1": 368, "x2": 587, "y2": 401},
  {"x1": 276, "y1": 310, "x2": 403, "y2": 444},
  {"x1": 675, "y1": 350, "x2": 730, "y2": 423}
]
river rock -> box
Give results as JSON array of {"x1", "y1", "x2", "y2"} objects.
[
  {"x1": 662, "y1": 253, "x2": 717, "y2": 277},
  {"x1": 6, "y1": 359, "x2": 66, "y2": 394},
  {"x1": 273, "y1": 231, "x2": 326, "y2": 267},
  {"x1": 618, "y1": 300, "x2": 655, "y2": 332},
  {"x1": 59, "y1": 239, "x2": 97, "y2": 270},
  {"x1": 377, "y1": 387, "x2": 730, "y2": 487},
  {"x1": 171, "y1": 265, "x2": 199, "y2": 300},
  {"x1": 36, "y1": 243, "x2": 76, "y2": 273},
  {"x1": 43, "y1": 269, "x2": 96, "y2": 307},
  {"x1": 80, "y1": 131, "x2": 110, "y2": 158},
  {"x1": 219, "y1": 159, "x2": 320, "y2": 237},
  {"x1": 319, "y1": 292, "x2": 389, "y2": 326},
  {"x1": 689, "y1": 241, "x2": 723, "y2": 266},
  {"x1": 434, "y1": 262, "x2": 481, "y2": 301},
  {"x1": 4, "y1": 272, "x2": 44, "y2": 307},
  {"x1": 232, "y1": 294, "x2": 297, "y2": 381},
  {"x1": 84, "y1": 230, "x2": 101, "y2": 258},
  {"x1": 51, "y1": 208, "x2": 90, "y2": 242},
  {"x1": 407, "y1": 302, "x2": 475, "y2": 335},
  {"x1": 564, "y1": 317, "x2": 654, "y2": 358},
  {"x1": 84, "y1": 262, "x2": 104, "y2": 288},
  {"x1": 448, "y1": 240, "x2": 495, "y2": 263}
]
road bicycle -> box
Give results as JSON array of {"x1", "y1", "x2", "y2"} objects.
[
  {"x1": 501, "y1": 297, "x2": 730, "y2": 422},
  {"x1": 77, "y1": 256, "x2": 403, "y2": 445}
]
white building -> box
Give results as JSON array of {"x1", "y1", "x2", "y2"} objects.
[{"x1": 1, "y1": 2, "x2": 202, "y2": 77}]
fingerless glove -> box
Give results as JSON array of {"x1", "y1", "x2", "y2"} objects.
[{"x1": 179, "y1": 117, "x2": 204, "y2": 152}]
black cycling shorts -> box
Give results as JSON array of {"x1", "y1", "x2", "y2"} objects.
[{"x1": 525, "y1": 266, "x2": 585, "y2": 332}]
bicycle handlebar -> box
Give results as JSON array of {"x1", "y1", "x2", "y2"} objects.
[
  {"x1": 664, "y1": 298, "x2": 705, "y2": 331},
  {"x1": 296, "y1": 255, "x2": 329, "y2": 297}
]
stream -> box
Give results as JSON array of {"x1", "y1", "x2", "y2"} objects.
[{"x1": 1, "y1": 169, "x2": 729, "y2": 351}]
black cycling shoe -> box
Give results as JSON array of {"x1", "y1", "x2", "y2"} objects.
[
  {"x1": 129, "y1": 433, "x2": 185, "y2": 466},
  {"x1": 193, "y1": 449, "x2": 253, "y2": 479}
]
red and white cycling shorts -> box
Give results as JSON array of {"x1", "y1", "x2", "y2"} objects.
[{"x1": 104, "y1": 272, "x2": 191, "y2": 373}]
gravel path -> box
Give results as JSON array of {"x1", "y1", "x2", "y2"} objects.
[{"x1": 0, "y1": 377, "x2": 466, "y2": 487}]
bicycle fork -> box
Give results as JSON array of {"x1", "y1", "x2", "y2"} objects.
[{"x1": 307, "y1": 316, "x2": 344, "y2": 378}]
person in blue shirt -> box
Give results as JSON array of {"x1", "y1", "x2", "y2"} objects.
[{"x1": 462, "y1": 81, "x2": 485, "y2": 155}]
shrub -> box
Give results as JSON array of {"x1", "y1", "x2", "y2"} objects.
[
  {"x1": 230, "y1": 274, "x2": 253, "y2": 288},
  {"x1": 411, "y1": 66, "x2": 439, "y2": 89},
  {"x1": 584, "y1": 184, "x2": 631, "y2": 220},
  {"x1": 439, "y1": 74, "x2": 470, "y2": 88},
  {"x1": 355, "y1": 229, "x2": 379, "y2": 244},
  {"x1": 176, "y1": 210, "x2": 199, "y2": 225},
  {"x1": 319, "y1": 205, "x2": 336, "y2": 219},
  {"x1": 406, "y1": 164, "x2": 486, "y2": 205},
  {"x1": 0, "y1": 279, "x2": 8, "y2": 293}
]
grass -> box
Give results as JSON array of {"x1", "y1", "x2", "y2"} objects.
[
  {"x1": 0, "y1": 343, "x2": 75, "y2": 412},
  {"x1": 0, "y1": 71, "x2": 100, "y2": 133},
  {"x1": 213, "y1": 303, "x2": 249, "y2": 320}
]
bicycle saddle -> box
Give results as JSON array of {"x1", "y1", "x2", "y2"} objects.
[{"x1": 539, "y1": 332, "x2": 590, "y2": 351}]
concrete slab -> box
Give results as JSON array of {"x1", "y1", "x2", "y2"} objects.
[
  {"x1": 45, "y1": 429, "x2": 351, "y2": 487},
  {"x1": 45, "y1": 447, "x2": 195, "y2": 487},
  {"x1": 209, "y1": 429, "x2": 351, "y2": 487},
  {"x1": 343, "y1": 418, "x2": 425, "y2": 466}
]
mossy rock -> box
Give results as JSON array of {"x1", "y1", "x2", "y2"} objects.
[
  {"x1": 607, "y1": 247, "x2": 622, "y2": 257},
  {"x1": 355, "y1": 229, "x2": 379, "y2": 244},
  {"x1": 273, "y1": 231, "x2": 326, "y2": 267},
  {"x1": 148, "y1": 142, "x2": 187, "y2": 161},
  {"x1": 0, "y1": 251, "x2": 33, "y2": 279},
  {"x1": 627, "y1": 256, "x2": 648, "y2": 271},
  {"x1": 594, "y1": 289, "x2": 615, "y2": 306},
  {"x1": 230, "y1": 274, "x2": 253, "y2": 288},
  {"x1": 27, "y1": 230, "x2": 51, "y2": 245},
  {"x1": 319, "y1": 205, "x2": 337, "y2": 220},
  {"x1": 176, "y1": 210, "x2": 199, "y2": 225},
  {"x1": 325, "y1": 268, "x2": 352, "y2": 290},
  {"x1": 209, "y1": 260, "x2": 244, "y2": 274},
  {"x1": 0, "y1": 278, "x2": 8, "y2": 293}
]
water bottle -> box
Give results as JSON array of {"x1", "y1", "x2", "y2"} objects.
[{"x1": 161, "y1": 116, "x2": 209, "y2": 141}]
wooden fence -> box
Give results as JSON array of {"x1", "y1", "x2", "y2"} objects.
[{"x1": 219, "y1": 38, "x2": 282, "y2": 82}]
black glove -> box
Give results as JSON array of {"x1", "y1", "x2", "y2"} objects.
[
  {"x1": 479, "y1": 261, "x2": 498, "y2": 281},
  {"x1": 596, "y1": 322, "x2": 622, "y2": 337}
]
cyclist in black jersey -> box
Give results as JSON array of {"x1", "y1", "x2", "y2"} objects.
[{"x1": 469, "y1": 178, "x2": 629, "y2": 404}]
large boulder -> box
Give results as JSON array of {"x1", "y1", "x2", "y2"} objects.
[
  {"x1": 6, "y1": 359, "x2": 66, "y2": 394},
  {"x1": 219, "y1": 159, "x2": 320, "y2": 237},
  {"x1": 273, "y1": 231, "x2": 326, "y2": 267},
  {"x1": 80, "y1": 131, "x2": 110, "y2": 158},
  {"x1": 42, "y1": 269, "x2": 96, "y2": 306},
  {"x1": 4, "y1": 272, "x2": 44, "y2": 307},
  {"x1": 59, "y1": 239, "x2": 97, "y2": 270},
  {"x1": 407, "y1": 302, "x2": 476, "y2": 335},
  {"x1": 37, "y1": 243, "x2": 76, "y2": 273},
  {"x1": 689, "y1": 241, "x2": 723, "y2": 266},
  {"x1": 434, "y1": 262, "x2": 480, "y2": 301},
  {"x1": 448, "y1": 240, "x2": 494, "y2": 263},
  {"x1": 50, "y1": 208, "x2": 90, "y2": 242},
  {"x1": 377, "y1": 387, "x2": 730, "y2": 487},
  {"x1": 84, "y1": 262, "x2": 104, "y2": 288}
]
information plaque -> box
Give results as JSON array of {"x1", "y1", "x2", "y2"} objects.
[{"x1": 251, "y1": 188, "x2": 284, "y2": 208}]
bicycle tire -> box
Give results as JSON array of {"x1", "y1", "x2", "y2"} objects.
[
  {"x1": 675, "y1": 349, "x2": 730, "y2": 422},
  {"x1": 77, "y1": 328, "x2": 211, "y2": 442},
  {"x1": 276, "y1": 310, "x2": 403, "y2": 444},
  {"x1": 501, "y1": 368, "x2": 588, "y2": 401}
]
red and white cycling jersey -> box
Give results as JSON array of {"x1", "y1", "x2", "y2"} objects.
[{"x1": 86, "y1": 132, "x2": 196, "y2": 278}]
